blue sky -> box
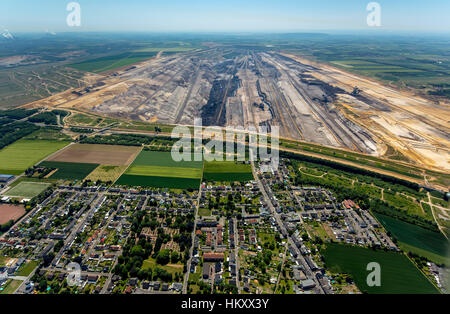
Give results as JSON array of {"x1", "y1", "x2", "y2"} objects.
[{"x1": 2, "y1": 0, "x2": 449, "y2": 33}]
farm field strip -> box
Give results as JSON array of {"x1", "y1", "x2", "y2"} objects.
[
  {"x1": 131, "y1": 151, "x2": 203, "y2": 168},
  {"x1": 0, "y1": 140, "x2": 70, "y2": 175},
  {"x1": 374, "y1": 213, "x2": 449, "y2": 265},
  {"x1": 126, "y1": 165, "x2": 202, "y2": 179},
  {"x1": 117, "y1": 151, "x2": 203, "y2": 189},
  {"x1": 322, "y1": 243, "x2": 439, "y2": 294},
  {"x1": 85, "y1": 165, "x2": 128, "y2": 183},
  {"x1": 116, "y1": 175, "x2": 200, "y2": 190},
  {"x1": 68, "y1": 52, "x2": 160, "y2": 73},
  {"x1": 0, "y1": 204, "x2": 26, "y2": 224},
  {"x1": 203, "y1": 161, "x2": 254, "y2": 182},
  {"x1": 39, "y1": 161, "x2": 99, "y2": 180},
  {"x1": 46, "y1": 143, "x2": 141, "y2": 166}
]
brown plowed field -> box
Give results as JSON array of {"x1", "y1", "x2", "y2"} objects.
[
  {"x1": 46, "y1": 144, "x2": 141, "y2": 166},
  {"x1": 0, "y1": 204, "x2": 25, "y2": 225}
]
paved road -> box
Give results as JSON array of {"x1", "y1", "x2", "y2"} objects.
[
  {"x1": 233, "y1": 217, "x2": 241, "y2": 292},
  {"x1": 182, "y1": 184, "x2": 203, "y2": 293}
]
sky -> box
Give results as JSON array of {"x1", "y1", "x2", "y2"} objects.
[{"x1": 2, "y1": 0, "x2": 449, "y2": 33}]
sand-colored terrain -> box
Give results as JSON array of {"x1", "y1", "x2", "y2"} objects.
[
  {"x1": 22, "y1": 48, "x2": 449, "y2": 173},
  {"x1": 282, "y1": 53, "x2": 450, "y2": 172},
  {"x1": 46, "y1": 144, "x2": 141, "y2": 166}
]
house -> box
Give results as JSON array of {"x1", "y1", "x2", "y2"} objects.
[
  {"x1": 230, "y1": 264, "x2": 236, "y2": 277},
  {"x1": 243, "y1": 277, "x2": 250, "y2": 292},
  {"x1": 58, "y1": 273, "x2": 65, "y2": 282},
  {"x1": 87, "y1": 274, "x2": 99, "y2": 283},
  {"x1": 112, "y1": 275, "x2": 121, "y2": 282},
  {"x1": 171, "y1": 282, "x2": 182, "y2": 292},
  {"x1": 300, "y1": 279, "x2": 316, "y2": 290},
  {"x1": 0, "y1": 267, "x2": 8, "y2": 283},
  {"x1": 203, "y1": 253, "x2": 225, "y2": 263},
  {"x1": 129, "y1": 278, "x2": 138, "y2": 286},
  {"x1": 0, "y1": 175, "x2": 13, "y2": 184},
  {"x1": 203, "y1": 263, "x2": 213, "y2": 279},
  {"x1": 161, "y1": 283, "x2": 169, "y2": 291}
]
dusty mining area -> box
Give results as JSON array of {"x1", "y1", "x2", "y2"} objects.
[{"x1": 28, "y1": 47, "x2": 450, "y2": 171}]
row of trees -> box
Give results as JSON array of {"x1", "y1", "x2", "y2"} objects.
[
  {"x1": 0, "y1": 108, "x2": 38, "y2": 120},
  {"x1": 0, "y1": 121, "x2": 39, "y2": 149}
]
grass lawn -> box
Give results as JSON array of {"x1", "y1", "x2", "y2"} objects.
[
  {"x1": 0, "y1": 279, "x2": 23, "y2": 294},
  {"x1": 322, "y1": 243, "x2": 439, "y2": 294},
  {"x1": 16, "y1": 260, "x2": 39, "y2": 277},
  {"x1": 67, "y1": 113, "x2": 99, "y2": 126},
  {"x1": 142, "y1": 258, "x2": 184, "y2": 275},
  {"x1": 0, "y1": 140, "x2": 69, "y2": 175},
  {"x1": 258, "y1": 232, "x2": 276, "y2": 244},
  {"x1": 0, "y1": 256, "x2": 8, "y2": 266},
  {"x1": 3, "y1": 182, "x2": 51, "y2": 198},
  {"x1": 374, "y1": 213, "x2": 449, "y2": 265},
  {"x1": 23, "y1": 128, "x2": 72, "y2": 141},
  {"x1": 198, "y1": 207, "x2": 212, "y2": 217}
]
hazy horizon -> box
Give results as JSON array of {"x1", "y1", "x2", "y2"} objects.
[{"x1": 2, "y1": 0, "x2": 449, "y2": 34}]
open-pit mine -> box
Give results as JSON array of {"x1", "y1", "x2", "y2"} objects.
[{"x1": 25, "y1": 48, "x2": 450, "y2": 172}]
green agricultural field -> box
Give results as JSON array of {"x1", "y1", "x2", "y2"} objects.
[
  {"x1": 86, "y1": 165, "x2": 127, "y2": 183},
  {"x1": 68, "y1": 52, "x2": 159, "y2": 73},
  {"x1": 322, "y1": 243, "x2": 439, "y2": 294},
  {"x1": 39, "y1": 161, "x2": 99, "y2": 180},
  {"x1": 132, "y1": 151, "x2": 203, "y2": 168},
  {"x1": 3, "y1": 182, "x2": 50, "y2": 199},
  {"x1": 374, "y1": 213, "x2": 449, "y2": 265},
  {"x1": 0, "y1": 140, "x2": 69, "y2": 175},
  {"x1": 116, "y1": 151, "x2": 203, "y2": 189},
  {"x1": 116, "y1": 175, "x2": 200, "y2": 190},
  {"x1": 203, "y1": 161, "x2": 253, "y2": 182},
  {"x1": 126, "y1": 165, "x2": 202, "y2": 179}
]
